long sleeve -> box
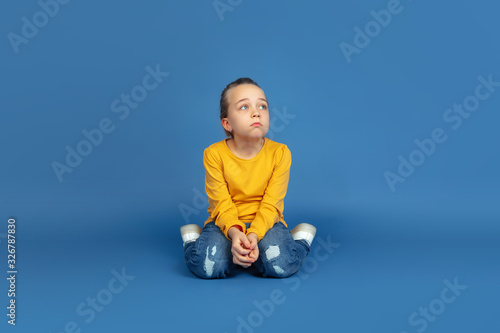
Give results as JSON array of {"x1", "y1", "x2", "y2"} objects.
[
  {"x1": 203, "y1": 147, "x2": 247, "y2": 239},
  {"x1": 246, "y1": 146, "x2": 291, "y2": 241}
]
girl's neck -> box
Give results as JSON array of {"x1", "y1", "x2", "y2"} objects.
[{"x1": 227, "y1": 136, "x2": 265, "y2": 159}]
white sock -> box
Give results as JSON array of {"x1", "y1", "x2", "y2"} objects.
[
  {"x1": 182, "y1": 233, "x2": 200, "y2": 247},
  {"x1": 292, "y1": 231, "x2": 314, "y2": 247}
]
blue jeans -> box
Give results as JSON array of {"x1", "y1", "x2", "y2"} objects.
[{"x1": 183, "y1": 222, "x2": 310, "y2": 279}]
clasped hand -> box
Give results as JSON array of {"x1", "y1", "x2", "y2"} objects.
[{"x1": 228, "y1": 227, "x2": 259, "y2": 268}]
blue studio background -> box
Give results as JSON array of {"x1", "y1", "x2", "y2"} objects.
[{"x1": 1, "y1": 0, "x2": 499, "y2": 332}]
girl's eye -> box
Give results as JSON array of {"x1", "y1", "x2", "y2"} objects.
[
  {"x1": 240, "y1": 105, "x2": 248, "y2": 110},
  {"x1": 259, "y1": 105, "x2": 267, "y2": 110}
]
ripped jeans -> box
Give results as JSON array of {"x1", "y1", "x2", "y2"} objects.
[{"x1": 183, "y1": 222, "x2": 310, "y2": 279}]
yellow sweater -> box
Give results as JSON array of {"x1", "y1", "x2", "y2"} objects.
[{"x1": 203, "y1": 138, "x2": 291, "y2": 241}]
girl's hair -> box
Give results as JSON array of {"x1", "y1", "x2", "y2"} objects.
[{"x1": 220, "y1": 77, "x2": 261, "y2": 138}]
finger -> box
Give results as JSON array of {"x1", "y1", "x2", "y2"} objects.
[
  {"x1": 232, "y1": 238, "x2": 246, "y2": 250},
  {"x1": 249, "y1": 250, "x2": 259, "y2": 260},
  {"x1": 234, "y1": 243, "x2": 251, "y2": 255},
  {"x1": 235, "y1": 260, "x2": 251, "y2": 268},
  {"x1": 235, "y1": 252, "x2": 254, "y2": 263},
  {"x1": 239, "y1": 249, "x2": 251, "y2": 256},
  {"x1": 242, "y1": 240, "x2": 251, "y2": 249},
  {"x1": 233, "y1": 256, "x2": 252, "y2": 267},
  {"x1": 240, "y1": 235, "x2": 251, "y2": 249},
  {"x1": 234, "y1": 247, "x2": 251, "y2": 256}
]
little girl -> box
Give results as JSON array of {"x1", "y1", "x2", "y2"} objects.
[{"x1": 180, "y1": 77, "x2": 316, "y2": 279}]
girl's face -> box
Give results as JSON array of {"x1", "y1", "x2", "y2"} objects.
[{"x1": 222, "y1": 84, "x2": 270, "y2": 140}]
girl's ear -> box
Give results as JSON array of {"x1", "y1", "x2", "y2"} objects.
[{"x1": 221, "y1": 118, "x2": 231, "y2": 132}]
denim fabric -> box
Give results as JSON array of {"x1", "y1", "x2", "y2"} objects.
[
  {"x1": 183, "y1": 222, "x2": 235, "y2": 279},
  {"x1": 184, "y1": 221, "x2": 310, "y2": 279}
]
